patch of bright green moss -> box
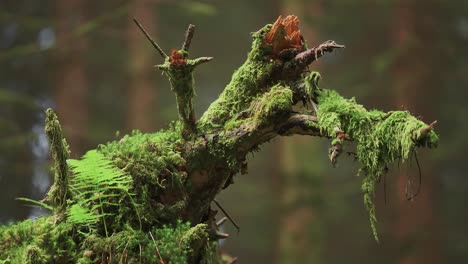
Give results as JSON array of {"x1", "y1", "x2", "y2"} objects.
[
  {"x1": 0, "y1": 217, "x2": 77, "y2": 263},
  {"x1": 0, "y1": 217, "x2": 210, "y2": 263},
  {"x1": 75, "y1": 220, "x2": 200, "y2": 264},
  {"x1": 250, "y1": 84, "x2": 293, "y2": 124},
  {"x1": 199, "y1": 24, "x2": 282, "y2": 131}
]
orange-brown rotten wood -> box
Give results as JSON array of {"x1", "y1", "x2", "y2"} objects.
[
  {"x1": 264, "y1": 15, "x2": 303, "y2": 55},
  {"x1": 169, "y1": 49, "x2": 187, "y2": 67}
]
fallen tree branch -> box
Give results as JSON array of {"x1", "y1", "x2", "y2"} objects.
[{"x1": 0, "y1": 15, "x2": 439, "y2": 263}]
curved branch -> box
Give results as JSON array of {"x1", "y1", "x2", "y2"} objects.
[
  {"x1": 229, "y1": 113, "x2": 326, "y2": 154},
  {"x1": 276, "y1": 114, "x2": 322, "y2": 137}
]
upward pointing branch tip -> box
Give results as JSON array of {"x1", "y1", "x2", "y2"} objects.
[{"x1": 133, "y1": 18, "x2": 168, "y2": 59}]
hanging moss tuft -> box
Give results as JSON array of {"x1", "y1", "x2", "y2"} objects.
[{"x1": 316, "y1": 88, "x2": 438, "y2": 241}]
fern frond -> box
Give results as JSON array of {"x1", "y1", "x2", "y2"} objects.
[
  {"x1": 16, "y1": 198, "x2": 53, "y2": 211},
  {"x1": 67, "y1": 150, "x2": 140, "y2": 233},
  {"x1": 67, "y1": 204, "x2": 101, "y2": 225}
]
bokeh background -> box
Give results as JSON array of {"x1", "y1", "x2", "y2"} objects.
[{"x1": 1, "y1": 0, "x2": 467, "y2": 263}]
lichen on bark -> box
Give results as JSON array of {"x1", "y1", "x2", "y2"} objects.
[{"x1": 0, "y1": 15, "x2": 438, "y2": 263}]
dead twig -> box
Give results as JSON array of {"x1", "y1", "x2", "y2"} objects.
[
  {"x1": 216, "y1": 217, "x2": 228, "y2": 227},
  {"x1": 294, "y1": 40, "x2": 345, "y2": 67},
  {"x1": 149, "y1": 231, "x2": 165, "y2": 264},
  {"x1": 133, "y1": 18, "x2": 168, "y2": 59},
  {"x1": 213, "y1": 199, "x2": 240, "y2": 233},
  {"x1": 182, "y1": 24, "x2": 195, "y2": 51},
  {"x1": 118, "y1": 240, "x2": 130, "y2": 264}
]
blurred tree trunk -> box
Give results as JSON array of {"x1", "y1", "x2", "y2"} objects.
[
  {"x1": 127, "y1": 0, "x2": 157, "y2": 131},
  {"x1": 273, "y1": 1, "x2": 324, "y2": 263},
  {"x1": 55, "y1": 0, "x2": 89, "y2": 156},
  {"x1": 391, "y1": 2, "x2": 441, "y2": 264}
]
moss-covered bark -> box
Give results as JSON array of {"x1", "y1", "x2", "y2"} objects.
[{"x1": 0, "y1": 16, "x2": 438, "y2": 263}]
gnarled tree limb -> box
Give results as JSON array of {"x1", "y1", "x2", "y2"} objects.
[{"x1": 0, "y1": 15, "x2": 439, "y2": 263}]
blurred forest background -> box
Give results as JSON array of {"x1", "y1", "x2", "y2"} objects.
[{"x1": 1, "y1": 0, "x2": 467, "y2": 263}]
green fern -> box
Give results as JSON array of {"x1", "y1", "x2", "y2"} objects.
[{"x1": 67, "y1": 150, "x2": 140, "y2": 236}]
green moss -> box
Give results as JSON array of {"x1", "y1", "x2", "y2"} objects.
[
  {"x1": 0, "y1": 19, "x2": 440, "y2": 260},
  {"x1": 144, "y1": 220, "x2": 197, "y2": 263},
  {"x1": 0, "y1": 218, "x2": 209, "y2": 263},
  {"x1": 77, "y1": 221, "x2": 196, "y2": 263},
  {"x1": 316, "y1": 88, "x2": 439, "y2": 241},
  {"x1": 304, "y1": 71, "x2": 321, "y2": 105},
  {"x1": 24, "y1": 245, "x2": 47, "y2": 264},
  {"x1": 99, "y1": 121, "x2": 184, "y2": 182},
  {"x1": 0, "y1": 217, "x2": 78, "y2": 263},
  {"x1": 97, "y1": 121, "x2": 187, "y2": 225},
  {"x1": 223, "y1": 84, "x2": 293, "y2": 132},
  {"x1": 0, "y1": 117, "x2": 217, "y2": 262},
  {"x1": 159, "y1": 53, "x2": 197, "y2": 132},
  {"x1": 44, "y1": 108, "x2": 71, "y2": 212},
  {"x1": 250, "y1": 84, "x2": 293, "y2": 125},
  {"x1": 201, "y1": 241, "x2": 222, "y2": 264},
  {"x1": 199, "y1": 24, "x2": 282, "y2": 131}
]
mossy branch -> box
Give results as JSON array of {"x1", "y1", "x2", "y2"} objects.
[
  {"x1": 291, "y1": 40, "x2": 345, "y2": 69},
  {"x1": 134, "y1": 19, "x2": 213, "y2": 135},
  {"x1": 44, "y1": 108, "x2": 71, "y2": 214},
  {"x1": 1, "y1": 15, "x2": 440, "y2": 262}
]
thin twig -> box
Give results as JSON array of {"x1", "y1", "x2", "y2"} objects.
[
  {"x1": 213, "y1": 199, "x2": 240, "y2": 232},
  {"x1": 139, "y1": 243, "x2": 142, "y2": 264},
  {"x1": 215, "y1": 231, "x2": 230, "y2": 239},
  {"x1": 133, "y1": 18, "x2": 168, "y2": 58},
  {"x1": 191, "y1": 56, "x2": 214, "y2": 66},
  {"x1": 149, "y1": 232, "x2": 165, "y2": 264},
  {"x1": 216, "y1": 216, "x2": 228, "y2": 227},
  {"x1": 383, "y1": 173, "x2": 387, "y2": 206},
  {"x1": 182, "y1": 24, "x2": 195, "y2": 51},
  {"x1": 412, "y1": 151, "x2": 422, "y2": 198},
  {"x1": 119, "y1": 240, "x2": 130, "y2": 264},
  {"x1": 415, "y1": 151, "x2": 422, "y2": 195}
]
